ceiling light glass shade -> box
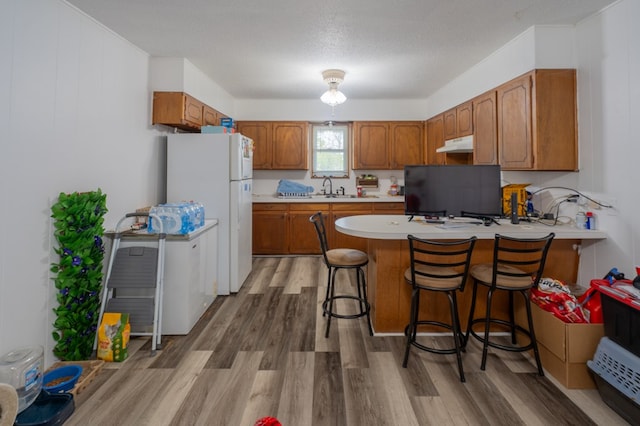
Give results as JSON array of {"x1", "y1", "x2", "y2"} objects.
[{"x1": 320, "y1": 83, "x2": 347, "y2": 106}]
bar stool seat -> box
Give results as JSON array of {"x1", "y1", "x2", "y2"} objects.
[{"x1": 310, "y1": 212, "x2": 373, "y2": 338}]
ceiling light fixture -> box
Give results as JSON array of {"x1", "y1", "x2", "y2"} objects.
[{"x1": 320, "y1": 69, "x2": 347, "y2": 107}]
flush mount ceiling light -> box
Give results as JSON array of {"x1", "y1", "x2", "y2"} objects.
[{"x1": 320, "y1": 69, "x2": 347, "y2": 107}]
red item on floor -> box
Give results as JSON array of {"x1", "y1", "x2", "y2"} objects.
[{"x1": 255, "y1": 417, "x2": 282, "y2": 426}]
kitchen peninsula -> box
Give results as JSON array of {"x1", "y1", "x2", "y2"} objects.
[{"x1": 335, "y1": 215, "x2": 607, "y2": 333}]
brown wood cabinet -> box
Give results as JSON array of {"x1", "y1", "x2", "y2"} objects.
[
  {"x1": 252, "y1": 201, "x2": 404, "y2": 255},
  {"x1": 237, "y1": 121, "x2": 308, "y2": 170},
  {"x1": 443, "y1": 101, "x2": 473, "y2": 140},
  {"x1": 252, "y1": 204, "x2": 288, "y2": 255},
  {"x1": 353, "y1": 121, "x2": 423, "y2": 170},
  {"x1": 497, "y1": 69, "x2": 577, "y2": 171},
  {"x1": 152, "y1": 92, "x2": 204, "y2": 131},
  {"x1": 202, "y1": 105, "x2": 219, "y2": 126},
  {"x1": 472, "y1": 90, "x2": 498, "y2": 165},
  {"x1": 331, "y1": 203, "x2": 372, "y2": 253},
  {"x1": 289, "y1": 203, "x2": 330, "y2": 254},
  {"x1": 425, "y1": 115, "x2": 446, "y2": 165}
]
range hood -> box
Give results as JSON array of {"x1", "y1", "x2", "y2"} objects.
[{"x1": 436, "y1": 135, "x2": 474, "y2": 153}]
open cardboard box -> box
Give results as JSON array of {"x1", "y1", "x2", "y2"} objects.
[{"x1": 516, "y1": 299, "x2": 604, "y2": 389}]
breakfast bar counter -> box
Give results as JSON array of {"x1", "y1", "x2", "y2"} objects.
[{"x1": 335, "y1": 215, "x2": 607, "y2": 333}]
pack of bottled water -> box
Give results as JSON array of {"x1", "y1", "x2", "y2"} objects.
[{"x1": 148, "y1": 201, "x2": 205, "y2": 234}]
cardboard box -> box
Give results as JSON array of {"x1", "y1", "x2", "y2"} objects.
[{"x1": 517, "y1": 301, "x2": 604, "y2": 389}]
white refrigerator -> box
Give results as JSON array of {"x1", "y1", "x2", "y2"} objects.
[{"x1": 166, "y1": 133, "x2": 253, "y2": 295}]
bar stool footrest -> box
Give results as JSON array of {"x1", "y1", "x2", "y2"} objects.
[
  {"x1": 468, "y1": 318, "x2": 534, "y2": 353},
  {"x1": 407, "y1": 320, "x2": 467, "y2": 354},
  {"x1": 322, "y1": 295, "x2": 370, "y2": 320}
]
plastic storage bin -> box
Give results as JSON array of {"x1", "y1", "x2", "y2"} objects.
[
  {"x1": 587, "y1": 337, "x2": 640, "y2": 424},
  {"x1": 592, "y1": 279, "x2": 640, "y2": 357},
  {"x1": 0, "y1": 346, "x2": 44, "y2": 413}
]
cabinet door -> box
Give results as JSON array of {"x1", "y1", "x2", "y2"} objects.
[
  {"x1": 473, "y1": 91, "x2": 498, "y2": 165},
  {"x1": 288, "y1": 204, "x2": 329, "y2": 254},
  {"x1": 497, "y1": 73, "x2": 533, "y2": 169},
  {"x1": 425, "y1": 115, "x2": 445, "y2": 165},
  {"x1": 353, "y1": 122, "x2": 389, "y2": 169},
  {"x1": 183, "y1": 94, "x2": 204, "y2": 127},
  {"x1": 331, "y1": 203, "x2": 372, "y2": 253},
  {"x1": 202, "y1": 105, "x2": 218, "y2": 126},
  {"x1": 372, "y1": 202, "x2": 404, "y2": 215},
  {"x1": 443, "y1": 109, "x2": 457, "y2": 140},
  {"x1": 252, "y1": 205, "x2": 288, "y2": 254},
  {"x1": 389, "y1": 122, "x2": 424, "y2": 169},
  {"x1": 272, "y1": 122, "x2": 308, "y2": 170},
  {"x1": 532, "y1": 69, "x2": 578, "y2": 171},
  {"x1": 238, "y1": 122, "x2": 273, "y2": 170},
  {"x1": 456, "y1": 101, "x2": 473, "y2": 137}
]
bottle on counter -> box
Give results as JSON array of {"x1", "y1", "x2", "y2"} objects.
[
  {"x1": 585, "y1": 211, "x2": 596, "y2": 230},
  {"x1": 575, "y1": 211, "x2": 587, "y2": 229}
]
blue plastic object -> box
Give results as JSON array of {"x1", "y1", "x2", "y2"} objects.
[
  {"x1": 42, "y1": 365, "x2": 82, "y2": 393},
  {"x1": 14, "y1": 390, "x2": 74, "y2": 426}
]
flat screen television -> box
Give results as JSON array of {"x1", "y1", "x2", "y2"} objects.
[{"x1": 404, "y1": 165, "x2": 502, "y2": 219}]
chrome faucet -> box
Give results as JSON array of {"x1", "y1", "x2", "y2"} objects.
[{"x1": 322, "y1": 176, "x2": 333, "y2": 196}]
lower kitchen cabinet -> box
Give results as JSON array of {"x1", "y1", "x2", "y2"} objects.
[
  {"x1": 253, "y1": 204, "x2": 288, "y2": 255},
  {"x1": 331, "y1": 203, "x2": 372, "y2": 253},
  {"x1": 253, "y1": 202, "x2": 404, "y2": 255},
  {"x1": 289, "y1": 203, "x2": 330, "y2": 254}
]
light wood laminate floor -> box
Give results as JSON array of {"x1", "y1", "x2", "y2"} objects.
[{"x1": 67, "y1": 256, "x2": 627, "y2": 425}]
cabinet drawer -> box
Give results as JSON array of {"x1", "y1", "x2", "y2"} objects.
[
  {"x1": 288, "y1": 203, "x2": 330, "y2": 211},
  {"x1": 373, "y1": 202, "x2": 404, "y2": 212},
  {"x1": 253, "y1": 203, "x2": 288, "y2": 212},
  {"x1": 332, "y1": 203, "x2": 373, "y2": 212}
]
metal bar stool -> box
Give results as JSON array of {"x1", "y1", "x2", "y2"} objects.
[
  {"x1": 465, "y1": 232, "x2": 555, "y2": 375},
  {"x1": 402, "y1": 234, "x2": 477, "y2": 382},
  {"x1": 309, "y1": 212, "x2": 373, "y2": 338}
]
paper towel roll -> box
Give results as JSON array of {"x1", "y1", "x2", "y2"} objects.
[{"x1": 0, "y1": 383, "x2": 18, "y2": 426}]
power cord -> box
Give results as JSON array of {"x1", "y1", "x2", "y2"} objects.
[{"x1": 529, "y1": 186, "x2": 613, "y2": 209}]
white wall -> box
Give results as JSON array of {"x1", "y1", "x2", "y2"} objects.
[
  {"x1": 573, "y1": 0, "x2": 640, "y2": 283},
  {"x1": 0, "y1": 0, "x2": 162, "y2": 365}
]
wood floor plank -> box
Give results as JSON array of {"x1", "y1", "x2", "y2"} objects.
[
  {"x1": 248, "y1": 257, "x2": 280, "y2": 294},
  {"x1": 238, "y1": 370, "x2": 284, "y2": 426},
  {"x1": 410, "y1": 396, "x2": 457, "y2": 425},
  {"x1": 312, "y1": 351, "x2": 346, "y2": 426},
  {"x1": 258, "y1": 294, "x2": 297, "y2": 370},
  {"x1": 368, "y1": 351, "x2": 421, "y2": 426},
  {"x1": 239, "y1": 287, "x2": 286, "y2": 352},
  {"x1": 284, "y1": 256, "x2": 320, "y2": 294},
  {"x1": 145, "y1": 351, "x2": 212, "y2": 425},
  {"x1": 289, "y1": 286, "x2": 318, "y2": 351},
  {"x1": 277, "y1": 352, "x2": 316, "y2": 426}
]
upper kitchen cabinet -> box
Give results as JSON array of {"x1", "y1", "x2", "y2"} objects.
[
  {"x1": 390, "y1": 122, "x2": 424, "y2": 169},
  {"x1": 425, "y1": 115, "x2": 446, "y2": 165},
  {"x1": 352, "y1": 121, "x2": 423, "y2": 170},
  {"x1": 202, "y1": 105, "x2": 219, "y2": 126},
  {"x1": 152, "y1": 92, "x2": 204, "y2": 131},
  {"x1": 443, "y1": 101, "x2": 473, "y2": 140},
  {"x1": 237, "y1": 121, "x2": 309, "y2": 170},
  {"x1": 237, "y1": 121, "x2": 272, "y2": 169},
  {"x1": 497, "y1": 69, "x2": 577, "y2": 171},
  {"x1": 472, "y1": 90, "x2": 498, "y2": 165}
]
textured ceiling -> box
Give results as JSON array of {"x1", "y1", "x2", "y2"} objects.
[{"x1": 66, "y1": 0, "x2": 615, "y2": 100}]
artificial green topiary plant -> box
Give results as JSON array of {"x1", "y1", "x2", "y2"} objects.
[{"x1": 50, "y1": 189, "x2": 108, "y2": 360}]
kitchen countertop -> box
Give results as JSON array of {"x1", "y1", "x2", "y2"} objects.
[
  {"x1": 252, "y1": 194, "x2": 404, "y2": 203},
  {"x1": 335, "y1": 215, "x2": 607, "y2": 240}
]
